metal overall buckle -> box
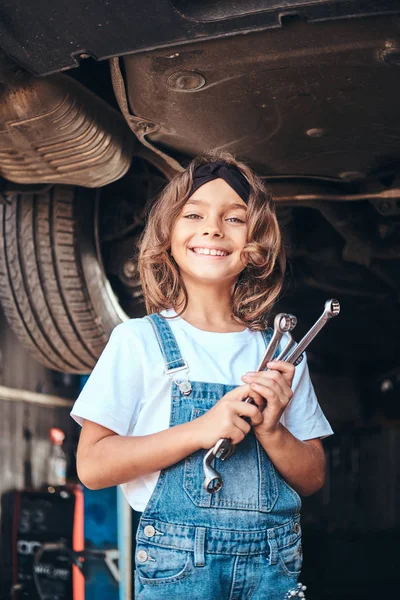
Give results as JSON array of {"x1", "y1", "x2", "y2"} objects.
[{"x1": 165, "y1": 362, "x2": 192, "y2": 396}]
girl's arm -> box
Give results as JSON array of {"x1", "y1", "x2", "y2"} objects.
[
  {"x1": 77, "y1": 419, "x2": 202, "y2": 490},
  {"x1": 77, "y1": 383, "x2": 264, "y2": 490},
  {"x1": 254, "y1": 427, "x2": 326, "y2": 496}
]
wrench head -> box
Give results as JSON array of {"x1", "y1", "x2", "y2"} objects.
[
  {"x1": 204, "y1": 475, "x2": 223, "y2": 494},
  {"x1": 287, "y1": 314, "x2": 297, "y2": 331},
  {"x1": 274, "y1": 313, "x2": 292, "y2": 333},
  {"x1": 324, "y1": 299, "x2": 340, "y2": 317}
]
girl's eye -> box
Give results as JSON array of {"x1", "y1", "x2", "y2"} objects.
[
  {"x1": 226, "y1": 217, "x2": 246, "y2": 223},
  {"x1": 183, "y1": 213, "x2": 202, "y2": 219}
]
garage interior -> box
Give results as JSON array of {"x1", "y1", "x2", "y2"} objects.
[{"x1": 0, "y1": 1, "x2": 400, "y2": 599}]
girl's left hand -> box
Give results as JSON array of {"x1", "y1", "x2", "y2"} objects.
[{"x1": 241, "y1": 361, "x2": 295, "y2": 437}]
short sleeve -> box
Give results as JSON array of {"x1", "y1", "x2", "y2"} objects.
[
  {"x1": 70, "y1": 323, "x2": 143, "y2": 436},
  {"x1": 281, "y1": 352, "x2": 333, "y2": 441}
]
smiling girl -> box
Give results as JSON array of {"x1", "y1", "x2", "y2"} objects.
[{"x1": 72, "y1": 153, "x2": 333, "y2": 600}]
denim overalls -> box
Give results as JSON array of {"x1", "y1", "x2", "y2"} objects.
[{"x1": 134, "y1": 314, "x2": 304, "y2": 600}]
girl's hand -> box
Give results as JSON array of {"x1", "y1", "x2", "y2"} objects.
[
  {"x1": 193, "y1": 385, "x2": 264, "y2": 449},
  {"x1": 241, "y1": 361, "x2": 295, "y2": 437}
]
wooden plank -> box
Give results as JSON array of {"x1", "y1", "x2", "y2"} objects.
[{"x1": 0, "y1": 385, "x2": 73, "y2": 408}]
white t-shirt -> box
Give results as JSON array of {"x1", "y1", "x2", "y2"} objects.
[{"x1": 71, "y1": 309, "x2": 333, "y2": 511}]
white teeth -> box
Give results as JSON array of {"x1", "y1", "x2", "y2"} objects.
[{"x1": 192, "y1": 247, "x2": 228, "y2": 256}]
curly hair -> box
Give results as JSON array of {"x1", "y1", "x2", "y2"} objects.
[{"x1": 138, "y1": 151, "x2": 286, "y2": 330}]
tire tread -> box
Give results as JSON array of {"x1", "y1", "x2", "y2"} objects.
[{"x1": 0, "y1": 186, "x2": 119, "y2": 373}]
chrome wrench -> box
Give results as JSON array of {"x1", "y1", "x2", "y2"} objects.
[
  {"x1": 284, "y1": 299, "x2": 340, "y2": 366},
  {"x1": 267, "y1": 299, "x2": 340, "y2": 369},
  {"x1": 275, "y1": 332, "x2": 297, "y2": 362},
  {"x1": 203, "y1": 313, "x2": 297, "y2": 493},
  {"x1": 203, "y1": 299, "x2": 340, "y2": 494},
  {"x1": 257, "y1": 313, "x2": 297, "y2": 371}
]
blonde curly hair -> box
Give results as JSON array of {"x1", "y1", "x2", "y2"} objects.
[{"x1": 139, "y1": 151, "x2": 285, "y2": 330}]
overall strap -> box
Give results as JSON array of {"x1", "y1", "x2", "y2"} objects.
[
  {"x1": 146, "y1": 314, "x2": 192, "y2": 395},
  {"x1": 261, "y1": 328, "x2": 273, "y2": 348},
  {"x1": 145, "y1": 313, "x2": 187, "y2": 373}
]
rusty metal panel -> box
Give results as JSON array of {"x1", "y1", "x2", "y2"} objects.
[{"x1": 124, "y1": 14, "x2": 400, "y2": 180}]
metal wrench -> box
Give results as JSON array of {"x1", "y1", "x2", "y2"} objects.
[
  {"x1": 276, "y1": 332, "x2": 297, "y2": 362},
  {"x1": 257, "y1": 313, "x2": 297, "y2": 371},
  {"x1": 203, "y1": 299, "x2": 340, "y2": 494},
  {"x1": 203, "y1": 313, "x2": 297, "y2": 494},
  {"x1": 265, "y1": 299, "x2": 340, "y2": 369},
  {"x1": 284, "y1": 299, "x2": 340, "y2": 366}
]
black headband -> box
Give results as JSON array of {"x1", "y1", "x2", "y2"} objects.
[{"x1": 189, "y1": 161, "x2": 250, "y2": 204}]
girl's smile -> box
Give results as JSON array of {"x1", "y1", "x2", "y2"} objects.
[
  {"x1": 190, "y1": 246, "x2": 230, "y2": 258},
  {"x1": 170, "y1": 178, "x2": 248, "y2": 286}
]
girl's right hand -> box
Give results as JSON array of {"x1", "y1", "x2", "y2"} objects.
[{"x1": 193, "y1": 385, "x2": 264, "y2": 449}]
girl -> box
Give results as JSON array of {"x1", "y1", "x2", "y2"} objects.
[{"x1": 71, "y1": 152, "x2": 333, "y2": 600}]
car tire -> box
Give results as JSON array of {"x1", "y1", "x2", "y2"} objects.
[{"x1": 0, "y1": 185, "x2": 127, "y2": 373}]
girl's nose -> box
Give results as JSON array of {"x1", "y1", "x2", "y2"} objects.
[
  {"x1": 202, "y1": 228, "x2": 223, "y2": 237},
  {"x1": 202, "y1": 223, "x2": 223, "y2": 237}
]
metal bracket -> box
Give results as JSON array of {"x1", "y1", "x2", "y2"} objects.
[{"x1": 110, "y1": 57, "x2": 183, "y2": 180}]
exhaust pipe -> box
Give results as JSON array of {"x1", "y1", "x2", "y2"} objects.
[{"x1": 0, "y1": 64, "x2": 135, "y2": 188}]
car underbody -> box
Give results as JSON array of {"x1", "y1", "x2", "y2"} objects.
[{"x1": 0, "y1": 1, "x2": 399, "y2": 408}]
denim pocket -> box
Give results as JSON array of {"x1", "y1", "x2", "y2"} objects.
[
  {"x1": 183, "y1": 407, "x2": 279, "y2": 512},
  {"x1": 277, "y1": 536, "x2": 303, "y2": 577},
  {"x1": 135, "y1": 545, "x2": 193, "y2": 585}
]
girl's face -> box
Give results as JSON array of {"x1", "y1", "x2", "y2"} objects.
[{"x1": 170, "y1": 178, "x2": 248, "y2": 287}]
